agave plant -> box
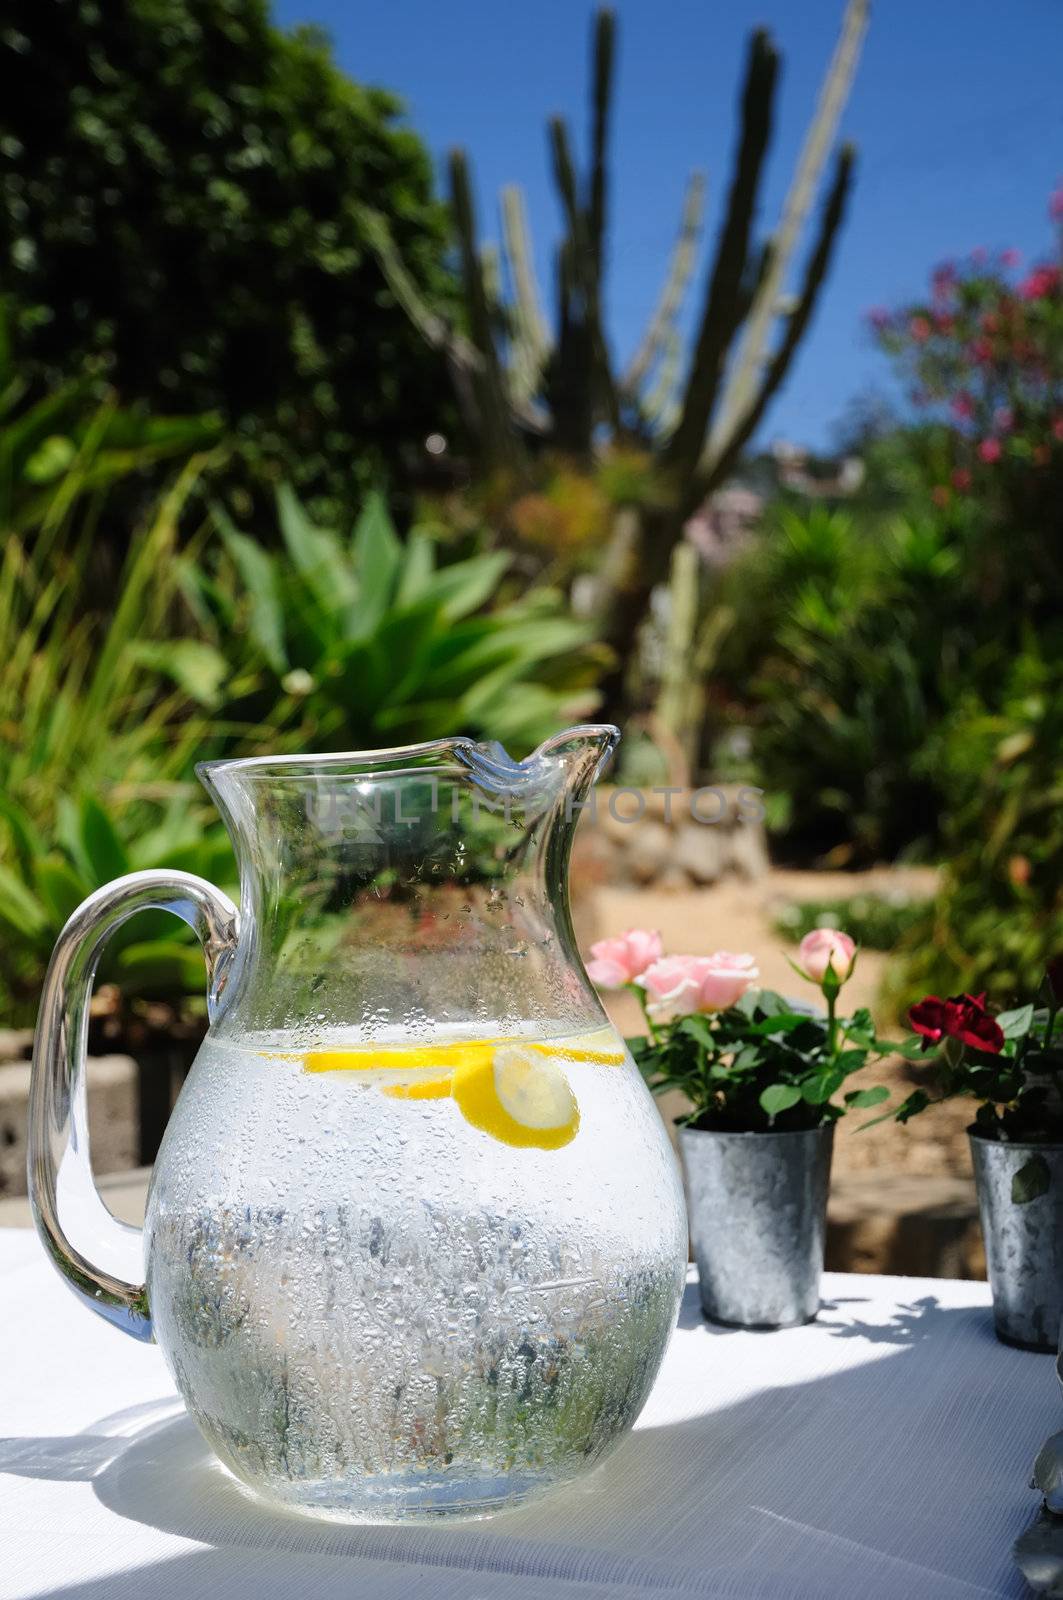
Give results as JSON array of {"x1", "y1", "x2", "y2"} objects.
[
  {"x1": 189, "y1": 487, "x2": 606, "y2": 753},
  {"x1": 0, "y1": 791, "x2": 237, "y2": 1019}
]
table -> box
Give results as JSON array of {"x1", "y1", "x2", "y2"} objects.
[{"x1": 1, "y1": 1229, "x2": 1054, "y2": 1599}]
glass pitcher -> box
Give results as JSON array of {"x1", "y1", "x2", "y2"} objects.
[{"x1": 29, "y1": 727, "x2": 686, "y2": 1521}]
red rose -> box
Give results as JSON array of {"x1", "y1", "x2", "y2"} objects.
[{"x1": 909, "y1": 992, "x2": 1005, "y2": 1054}]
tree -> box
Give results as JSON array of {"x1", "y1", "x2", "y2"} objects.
[{"x1": 0, "y1": 0, "x2": 456, "y2": 507}]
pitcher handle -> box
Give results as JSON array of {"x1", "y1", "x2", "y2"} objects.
[{"x1": 28, "y1": 870, "x2": 239, "y2": 1342}]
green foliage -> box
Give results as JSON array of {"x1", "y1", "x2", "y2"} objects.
[
  {"x1": 630, "y1": 987, "x2": 891, "y2": 1134},
  {"x1": 1, "y1": 0, "x2": 455, "y2": 506},
  {"x1": 0, "y1": 458, "x2": 241, "y2": 1020},
  {"x1": 773, "y1": 889, "x2": 930, "y2": 953},
  {"x1": 714, "y1": 504, "x2": 962, "y2": 858},
  {"x1": 0, "y1": 791, "x2": 236, "y2": 1016},
  {"x1": 888, "y1": 651, "x2": 1063, "y2": 1005},
  {"x1": 712, "y1": 199, "x2": 1063, "y2": 878},
  {"x1": 187, "y1": 487, "x2": 606, "y2": 752},
  {"x1": 0, "y1": 299, "x2": 220, "y2": 535}
]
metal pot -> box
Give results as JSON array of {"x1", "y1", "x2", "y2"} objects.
[
  {"x1": 969, "y1": 1131, "x2": 1063, "y2": 1351},
  {"x1": 678, "y1": 1123, "x2": 834, "y2": 1329}
]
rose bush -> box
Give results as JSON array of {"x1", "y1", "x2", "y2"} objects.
[
  {"x1": 585, "y1": 928, "x2": 892, "y2": 1132},
  {"x1": 870, "y1": 962, "x2": 1063, "y2": 1194}
]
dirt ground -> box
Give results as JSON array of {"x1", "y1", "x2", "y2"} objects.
[{"x1": 583, "y1": 866, "x2": 976, "y2": 1185}]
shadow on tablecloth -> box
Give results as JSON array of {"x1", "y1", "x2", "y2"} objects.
[{"x1": 0, "y1": 1288, "x2": 1037, "y2": 1600}]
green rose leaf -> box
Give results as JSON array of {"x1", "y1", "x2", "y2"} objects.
[
  {"x1": 800, "y1": 1069, "x2": 845, "y2": 1105},
  {"x1": 760, "y1": 1083, "x2": 802, "y2": 1117},
  {"x1": 996, "y1": 1004, "x2": 1034, "y2": 1041},
  {"x1": 834, "y1": 1048, "x2": 869, "y2": 1077},
  {"x1": 844, "y1": 1085, "x2": 890, "y2": 1109},
  {"x1": 679, "y1": 1015, "x2": 715, "y2": 1049},
  {"x1": 746, "y1": 1012, "x2": 816, "y2": 1037},
  {"x1": 1012, "y1": 1154, "x2": 1051, "y2": 1206}
]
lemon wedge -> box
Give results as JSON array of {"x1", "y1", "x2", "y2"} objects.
[{"x1": 451, "y1": 1044, "x2": 579, "y2": 1150}]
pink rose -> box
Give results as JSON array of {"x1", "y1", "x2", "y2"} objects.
[
  {"x1": 585, "y1": 928, "x2": 663, "y2": 988},
  {"x1": 950, "y1": 393, "x2": 975, "y2": 421},
  {"x1": 798, "y1": 929, "x2": 857, "y2": 986},
  {"x1": 909, "y1": 315, "x2": 932, "y2": 343},
  {"x1": 977, "y1": 437, "x2": 1002, "y2": 463},
  {"x1": 1001, "y1": 248, "x2": 1022, "y2": 269},
  {"x1": 639, "y1": 952, "x2": 759, "y2": 1017}
]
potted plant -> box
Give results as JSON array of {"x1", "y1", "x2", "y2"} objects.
[
  {"x1": 879, "y1": 960, "x2": 1063, "y2": 1350},
  {"x1": 586, "y1": 928, "x2": 892, "y2": 1329}
]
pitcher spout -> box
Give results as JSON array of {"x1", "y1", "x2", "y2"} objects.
[{"x1": 527, "y1": 723, "x2": 620, "y2": 791}]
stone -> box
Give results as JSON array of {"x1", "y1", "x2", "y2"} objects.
[
  {"x1": 625, "y1": 820, "x2": 674, "y2": 883},
  {"x1": 0, "y1": 1054, "x2": 138, "y2": 1198},
  {"x1": 0, "y1": 1030, "x2": 32, "y2": 1063},
  {"x1": 726, "y1": 820, "x2": 770, "y2": 879},
  {"x1": 656, "y1": 866, "x2": 692, "y2": 894},
  {"x1": 673, "y1": 822, "x2": 724, "y2": 884}
]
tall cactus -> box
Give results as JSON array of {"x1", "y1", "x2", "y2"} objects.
[{"x1": 366, "y1": 2, "x2": 868, "y2": 715}]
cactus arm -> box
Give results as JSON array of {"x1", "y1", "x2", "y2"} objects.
[
  {"x1": 356, "y1": 200, "x2": 494, "y2": 437},
  {"x1": 500, "y1": 184, "x2": 551, "y2": 402},
  {"x1": 548, "y1": 115, "x2": 620, "y2": 437},
  {"x1": 695, "y1": 143, "x2": 856, "y2": 499},
  {"x1": 705, "y1": 0, "x2": 869, "y2": 468},
  {"x1": 663, "y1": 30, "x2": 779, "y2": 475},
  {"x1": 641, "y1": 324, "x2": 683, "y2": 435},
  {"x1": 622, "y1": 171, "x2": 706, "y2": 401},
  {"x1": 357, "y1": 202, "x2": 474, "y2": 363},
  {"x1": 548, "y1": 115, "x2": 590, "y2": 292},
  {"x1": 588, "y1": 8, "x2": 616, "y2": 283},
  {"x1": 448, "y1": 150, "x2": 521, "y2": 467}
]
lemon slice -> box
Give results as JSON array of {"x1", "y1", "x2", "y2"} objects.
[
  {"x1": 303, "y1": 1042, "x2": 494, "y2": 1075},
  {"x1": 451, "y1": 1044, "x2": 579, "y2": 1150}
]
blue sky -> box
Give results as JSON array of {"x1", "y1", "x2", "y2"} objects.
[{"x1": 275, "y1": 0, "x2": 1063, "y2": 450}]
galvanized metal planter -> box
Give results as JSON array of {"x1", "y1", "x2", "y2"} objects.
[
  {"x1": 679, "y1": 1124, "x2": 834, "y2": 1329},
  {"x1": 970, "y1": 1132, "x2": 1063, "y2": 1352}
]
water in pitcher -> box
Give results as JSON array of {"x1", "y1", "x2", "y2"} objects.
[{"x1": 144, "y1": 1020, "x2": 686, "y2": 1520}]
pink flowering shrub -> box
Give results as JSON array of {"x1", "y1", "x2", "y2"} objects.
[{"x1": 869, "y1": 185, "x2": 1063, "y2": 512}]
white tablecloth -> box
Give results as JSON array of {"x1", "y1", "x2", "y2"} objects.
[{"x1": 0, "y1": 1228, "x2": 1054, "y2": 1599}]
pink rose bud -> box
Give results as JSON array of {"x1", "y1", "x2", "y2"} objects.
[
  {"x1": 585, "y1": 928, "x2": 663, "y2": 989},
  {"x1": 639, "y1": 952, "x2": 759, "y2": 1018},
  {"x1": 798, "y1": 929, "x2": 857, "y2": 986}
]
